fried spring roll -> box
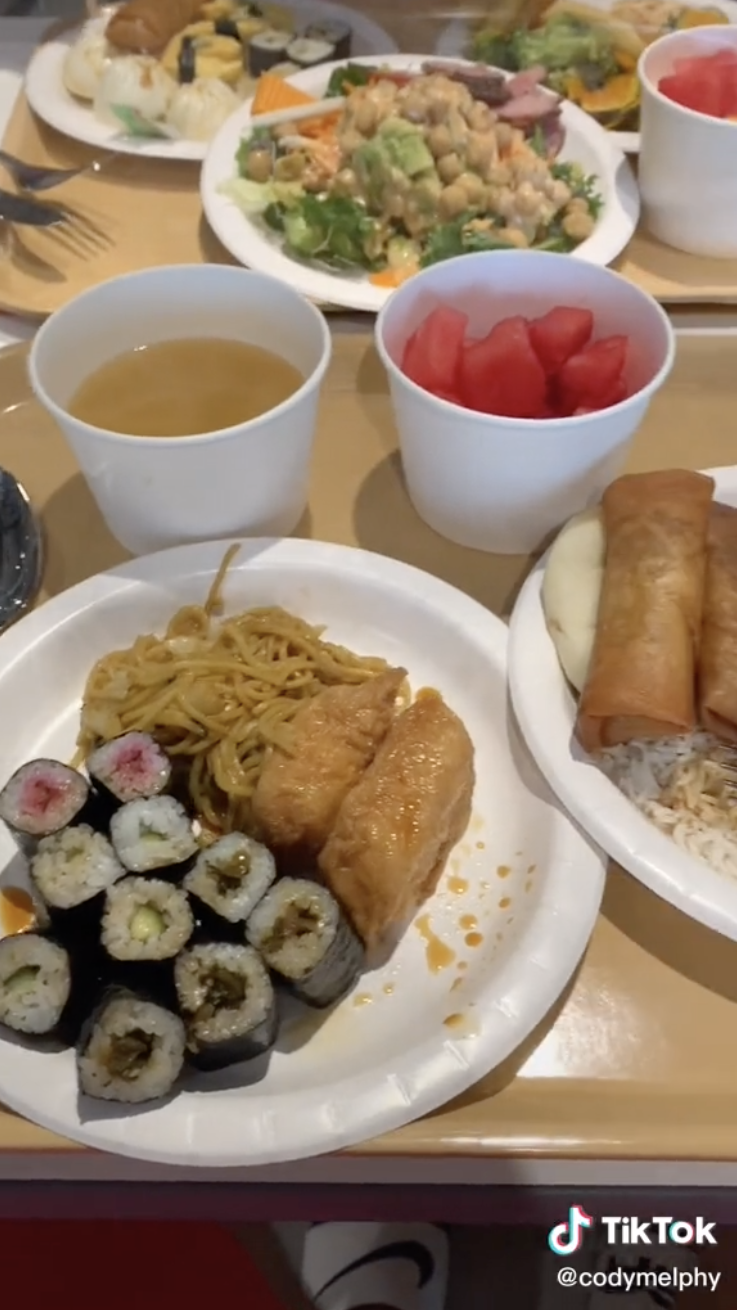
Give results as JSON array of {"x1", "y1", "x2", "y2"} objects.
[
  {"x1": 318, "y1": 693, "x2": 475, "y2": 950},
  {"x1": 575, "y1": 469, "x2": 714, "y2": 753},
  {"x1": 698, "y1": 502, "x2": 737, "y2": 742},
  {"x1": 106, "y1": 0, "x2": 203, "y2": 54}
]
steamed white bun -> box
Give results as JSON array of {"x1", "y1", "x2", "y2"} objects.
[
  {"x1": 62, "y1": 19, "x2": 113, "y2": 101},
  {"x1": 93, "y1": 55, "x2": 175, "y2": 127},
  {"x1": 541, "y1": 506, "x2": 605, "y2": 693},
  {"x1": 165, "y1": 77, "x2": 239, "y2": 141}
]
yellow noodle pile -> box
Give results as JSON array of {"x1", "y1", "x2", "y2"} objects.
[{"x1": 76, "y1": 546, "x2": 388, "y2": 833}]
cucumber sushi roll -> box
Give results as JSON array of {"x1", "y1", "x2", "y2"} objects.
[
  {"x1": 86, "y1": 732, "x2": 172, "y2": 812},
  {"x1": 184, "y1": 833, "x2": 275, "y2": 937},
  {"x1": 77, "y1": 987, "x2": 186, "y2": 1103},
  {"x1": 304, "y1": 19, "x2": 351, "y2": 60},
  {"x1": 285, "y1": 36, "x2": 335, "y2": 70},
  {"x1": 246, "y1": 877, "x2": 363, "y2": 1008},
  {"x1": 30, "y1": 825, "x2": 125, "y2": 942},
  {"x1": 175, "y1": 941, "x2": 277, "y2": 1071},
  {"x1": 0, "y1": 932, "x2": 71, "y2": 1038},
  {"x1": 0, "y1": 760, "x2": 96, "y2": 858},
  {"x1": 248, "y1": 28, "x2": 292, "y2": 76},
  {"x1": 110, "y1": 795, "x2": 198, "y2": 877},
  {"x1": 102, "y1": 876, "x2": 194, "y2": 964}
]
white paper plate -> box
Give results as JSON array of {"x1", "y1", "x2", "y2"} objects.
[
  {"x1": 436, "y1": 0, "x2": 737, "y2": 154},
  {"x1": 201, "y1": 52, "x2": 640, "y2": 313},
  {"x1": 509, "y1": 465, "x2": 737, "y2": 942},
  {"x1": 24, "y1": 2, "x2": 397, "y2": 163},
  {"x1": 0, "y1": 538, "x2": 605, "y2": 1167}
]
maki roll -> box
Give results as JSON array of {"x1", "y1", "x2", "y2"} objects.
[
  {"x1": 77, "y1": 987, "x2": 186, "y2": 1103},
  {"x1": 184, "y1": 833, "x2": 275, "y2": 938},
  {"x1": 0, "y1": 933, "x2": 71, "y2": 1038},
  {"x1": 248, "y1": 27, "x2": 291, "y2": 76},
  {"x1": 102, "y1": 876, "x2": 194, "y2": 964},
  {"x1": 246, "y1": 877, "x2": 363, "y2": 1008},
  {"x1": 175, "y1": 942, "x2": 277, "y2": 1071},
  {"x1": 304, "y1": 19, "x2": 351, "y2": 60},
  {"x1": 86, "y1": 732, "x2": 172, "y2": 811},
  {"x1": 0, "y1": 760, "x2": 96, "y2": 858},
  {"x1": 110, "y1": 795, "x2": 198, "y2": 878},
  {"x1": 30, "y1": 825, "x2": 125, "y2": 942},
  {"x1": 285, "y1": 36, "x2": 334, "y2": 70}
]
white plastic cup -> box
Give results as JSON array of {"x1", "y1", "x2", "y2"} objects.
[
  {"x1": 639, "y1": 27, "x2": 737, "y2": 258},
  {"x1": 28, "y1": 265, "x2": 331, "y2": 556},
  {"x1": 375, "y1": 251, "x2": 675, "y2": 556}
]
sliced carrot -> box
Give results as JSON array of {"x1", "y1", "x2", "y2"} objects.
[
  {"x1": 251, "y1": 74, "x2": 317, "y2": 118},
  {"x1": 369, "y1": 266, "x2": 418, "y2": 289}
]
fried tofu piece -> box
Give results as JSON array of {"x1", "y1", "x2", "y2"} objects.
[
  {"x1": 317, "y1": 694, "x2": 475, "y2": 949},
  {"x1": 252, "y1": 667, "x2": 407, "y2": 856}
]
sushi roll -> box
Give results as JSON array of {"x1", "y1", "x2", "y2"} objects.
[
  {"x1": 30, "y1": 825, "x2": 125, "y2": 943},
  {"x1": 86, "y1": 732, "x2": 172, "y2": 812},
  {"x1": 184, "y1": 833, "x2": 275, "y2": 938},
  {"x1": 109, "y1": 795, "x2": 198, "y2": 878},
  {"x1": 77, "y1": 987, "x2": 186, "y2": 1103},
  {"x1": 304, "y1": 19, "x2": 351, "y2": 60},
  {"x1": 246, "y1": 877, "x2": 363, "y2": 1008},
  {"x1": 285, "y1": 36, "x2": 335, "y2": 70},
  {"x1": 102, "y1": 876, "x2": 194, "y2": 965},
  {"x1": 0, "y1": 933, "x2": 71, "y2": 1038},
  {"x1": 0, "y1": 760, "x2": 97, "y2": 858},
  {"x1": 248, "y1": 27, "x2": 291, "y2": 76},
  {"x1": 175, "y1": 941, "x2": 277, "y2": 1071}
]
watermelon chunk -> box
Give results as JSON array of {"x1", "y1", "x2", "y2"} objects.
[
  {"x1": 459, "y1": 315, "x2": 548, "y2": 419},
  {"x1": 660, "y1": 49, "x2": 737, "y2": 118},
  {"x1": 529, "y1": 306, "x2": 594, "y2": 375},
  {"x1": 401, "y1": 305, "x2": 468, "y2": 396},
  {"x1": 556, "y1": 335, "x2": 629, "y2": 413}
]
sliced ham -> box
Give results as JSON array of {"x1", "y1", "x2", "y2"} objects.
[
  {"x1": 498, "y1": 88, "x2": 561, "y2": 123},
  {"x1": 506, "y1": 65, "x2": 548, "y2": 97},
  {"x1": 537, "y1": 109, "x2": 565, "y2": 158}
]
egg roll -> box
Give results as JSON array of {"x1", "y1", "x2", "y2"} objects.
[
  {"x1": 106, "y1": 0, "x2": 204, "y2": 55},
  {"x1": 698, "y1": 502, "x2": 737, "y2": 742},
  {"x1": 575, "y1": 469, "x2": 714, "y2": 753}
]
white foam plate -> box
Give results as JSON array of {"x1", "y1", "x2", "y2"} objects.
[
  {"x1": 436, "y1": 0, "x2": 737, "y2": 154},
  {"x1": 509, "y1": 465, "x2": 737, "y2": 942},
  {"x1": 201, "y1": 52, "x2": 640, "y2": 312},
  {"x1": 0, "y1": 538, "x2": 605, "y2": 1167},
  {"x1": 24, "y1": 1, "x2": 397, "y2": 163}
]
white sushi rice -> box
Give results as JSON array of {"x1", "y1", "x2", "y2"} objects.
[
  {"x1": 0, "y1": 935, "x2": 70, "y2": 1034},
  {"x1": 31, "y1": 825, "x2": 124, "y2": 909},
  {"x1": 78, "y1": 994, "x2": 185, "y2": 1103},
  {"x1": 184, "y1": 833, "x2": 275, "y2": 924},
  {"x1": 175, "y1": 943, "x2": 274, "y2": 1044},
  {"x1": 110, "y1": 796, "x2": 198, "y2": 874},
  {"x1": 102, "y1": 877, "x2": 194, "y2": 961},
  {"x1": 600, "y1": 732, "x2": 737, "y2": 877},
  {"x1": 247, "y1": 878, "x2": 337, "y2": 980}
]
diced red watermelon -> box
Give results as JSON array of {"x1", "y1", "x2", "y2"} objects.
[
  {"x1": 556, "y1": 335, "x2": 629, "y2": 414},
  {"x1": 401, "y1": 305, "x2": 468, "y2": 396},
  {"x1": 659, "y1": 49, "x2": 737, "y2": 119},
  {"x1": 459, "y1": 315, "x2": 547, "y2": 419},
  {"x1": 572, "y1": 379, "x2": 628, "y2": 416},
  {"x1": 528, "y1": 306, "x2": 594, "y2": 375}
]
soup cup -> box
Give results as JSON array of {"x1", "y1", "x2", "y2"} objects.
[{"x1": 28, "y1": 264, "x2": 332, "y2": 556}]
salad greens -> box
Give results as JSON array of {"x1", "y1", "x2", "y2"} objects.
[{"x1": 473, "y1": 14, "x2": 621, "y2": 90}]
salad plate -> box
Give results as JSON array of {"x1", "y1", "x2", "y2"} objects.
[
  {"x1": 436, "y1": 0, "x2": 737, "y2": 153},
  {"x1": 201, "y1": 52, "x2": 639, "y2": 313}
]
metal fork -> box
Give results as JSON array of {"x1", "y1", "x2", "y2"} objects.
[
  {"x1": 0, "y1": 149, "x2": 110, "y2": 194},
  {"x1": 0, "y1": 189, "x2": 111, "y2": 256}
]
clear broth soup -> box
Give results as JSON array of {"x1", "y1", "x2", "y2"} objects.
[{"x1": 68, "y1": 338, "x2": 304, "y2": 438}]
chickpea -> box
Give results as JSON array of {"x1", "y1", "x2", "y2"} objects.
[
  {"x1": 515, "y1": 181, "x2": 543, "y2": 218},
  {"x1": 387, "y1": 192, "x2": 406, "y2": 220},
  {"x1": 245, "y1": 147, "x2": 272, "y2": 184},
  {"x1": 485, "y1": 161, "x2": 511, "y2": 187},
  {"x1": 567, "y1": 196, "x2": 589, "y2": 214},
  {"x1": 512, "y1": 157, "x2": 549, "y2": 188},
  {"x1": 274, "y1": 153, "x2": 306, "y2": 182},
  {"x1": 333, "y1": 167, "x2": 359, "y2": 198},
  {"x1": 494, "y1": 122, "x2": 515, "y2": 151},
  {"x1": 465, "y1": 130, "x2": 497, "y2": 173},
  {"x1": 502, "y1": 227, "x2": 529, "y2": 248},
  {"x1": 401, "y1": 92, "x2": 429, "y2": 124},
  {"x1": 447, "y1": 106, "x2": 469, "y2": 150},
  {"x1": 338, "y1": 127, "x2": 363, "y2": 155},
  {"x1": 456, "y1": 171, "x2": 486, "y2": 207},
  {"x1": 563, "y1": 207, "x2": 595, "y2": 241},
  {"x1": 354, "y1": 97, "x2": 378, "y2": 136},
  {"x1": 438, "y1": 151, "x2": 462, "y2": 183},
  {"x1": 465, "y1": 100, "x2": 494, "y2": 132},
  {"x1": 427, "y1": 123, "x2": 453, "y2": 158},
  {"x1": 495, "y1": 186, "x2": 516, "y2": 220},
  {"x1": 438, "y1": 182, "x2": 470, "y2": 220},
  {"x1": 547, "y1": 178, "x2": 572, "y2": 208}
]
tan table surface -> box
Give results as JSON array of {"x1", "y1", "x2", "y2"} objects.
[{"x1": 2, "y1": 327, "x2": 737, "y2": 1163}]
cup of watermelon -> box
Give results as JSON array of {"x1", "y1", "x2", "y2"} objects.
[
  {"x1": 375, "y1": 250, "x2": 674, "y2": 556},
  {"x1": 639, "y1": 28, "x2": 737, "y2": 258}
]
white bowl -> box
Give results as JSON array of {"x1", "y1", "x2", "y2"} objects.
[
  {"x1": 639, "y1": 27, "x2": 737, "y2": 257},
  {"x1": 374, "y1": 251, "x2": 675, "y2": 556},
  {"x1": 28, "y1": 265, "x2": 331, "y2": 556}
]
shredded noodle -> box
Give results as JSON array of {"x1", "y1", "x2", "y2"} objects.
[{"x1": 76, "y1": 545, "x2": 389, "y2": 833}]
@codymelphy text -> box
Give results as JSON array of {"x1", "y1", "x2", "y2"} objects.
[{"x1": 556, "y1": 1266, "x2": 721, "y2": 1293}]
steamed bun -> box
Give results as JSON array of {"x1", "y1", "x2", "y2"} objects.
[
  {"x1": 93, "y1": 55, "x2": 175, "y2": 127},
  {"x1": 541, "y1": 506, "x2": 605, "y2": 693},
  {"x1": 165, "y1": 77, "x2": 239, "y2": 141},
  {"x1": 63, "y1": 19, "x2": 113, "y2": 101}
]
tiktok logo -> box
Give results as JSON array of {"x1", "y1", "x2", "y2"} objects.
[{"x1": 548, "y1": 1205, "x2": 594, "y2": 1255}]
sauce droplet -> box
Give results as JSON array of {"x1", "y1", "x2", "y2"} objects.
[
  {"x1": 465, "y1": 931, "x2": 483, "y2": 949},
  {"x1": 448, "y1": 875, "x2": 468, "y2": 895},
  {"x1": 527, "y1": 863, "x2": 536, "y2": 875},
  {"x1": 0, "y1": 887, "x2": 35, "y2": 936},
  {"x1": 525, "y1": 879, "x2": 533, "y2": 894},
  {"x1": 458, "y1": 960, "x2": 468, "y2": 971},
  {"x1": 499, "y1": 896, "x2": 512, "y2": 910},
  {"x1": 475, "y1": 840, "x2": 485, "y2": 850},
  {"x1": 460, "y1": 913, "x2": 477, "y2": 930},
  {"x1": 353, "y1": 993, "x2": 373, "y2": 1008},
  {"x1": 451, "y1": 976, "x2": 464, "y2": 993},
  {"x1": 443, "y1": 1012, "x2": 464, "y2": 1029},
  {"x1": 383, "y1": 983, "x2": 394, "y2": 996},
  {"x1": 416, "y1": 914, "x2": 456, "y2": 973},
  {"x1": 497, "y1": 864, "x2": 512, "y2": 879}
]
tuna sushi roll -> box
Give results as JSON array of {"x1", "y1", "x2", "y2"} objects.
[
  {"x1": 102, "y1": 876, "x2": 194, "y2": 965},
  {"x1": 304, "y1": 19, "x2": 351, "y2": 60},
  {"x1": 184, "y1": 833, "x2": 275, "y2": 938},
  {"x1": 0, "y1": 932, "x2": 71, "y2": 1037},
  {"x1": 109, "y1": 795, "x2": 197, "y2": 877},
  {"x1": 0, "y1": 760, "x2": 95, "y2": 858},
  {"x1": 86, "y1": 732, "x2": 172, "y2": 812},
  {"x1": 77, "y1": 987, "x2": 186, "y2": 1103},
  {"x1": 285, "y1": 36, "x2": 334, "y2": 70},
  {"x1": 175, "y1": 941, "x2": 277, "y2": 1071},
  {"x1": 246, "y1": 877, "x2": 363, "y2": 1008},
  {"x1": 30, "y1": 825, "x2": 125, "y2": 942},
  {"x1": 248, "y1": 28, "x2": 291, "y2": 76}
]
